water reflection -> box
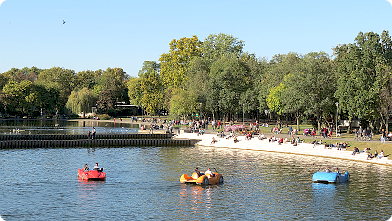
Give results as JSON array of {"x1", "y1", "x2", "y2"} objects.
[
  {"x1": 77, "y1": 180, "x2": 106, "y2": 214},
  {"x1": 178, "y1": 184, "x2": 216, "y2": 219}
]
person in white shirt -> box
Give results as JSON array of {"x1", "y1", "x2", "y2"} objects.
[
  {"x1": 205, "y1": 168, "x2": 213, "y2": 177},
  {"x1": 93, "y1": 163, "x2": 101, "y2": 171}
]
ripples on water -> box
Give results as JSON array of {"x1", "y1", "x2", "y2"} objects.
[{"x1": 0, "y1": 146, "x2": 391, "y2": 220}]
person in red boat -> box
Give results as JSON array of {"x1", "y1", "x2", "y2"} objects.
[
  {"x1": 94, "y1": 163, "x2": 101, "y2": 171},
  {"x1": 82, "y1": 164, "x2": 89, "y2": 172}
]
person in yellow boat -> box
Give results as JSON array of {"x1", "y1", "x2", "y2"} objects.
[
  {"x1": 195, "y1": 167, "x2": 202, "y2": 177},
  {"x1": 205, "y1": 168, "x2": 214, "y2": 177}
]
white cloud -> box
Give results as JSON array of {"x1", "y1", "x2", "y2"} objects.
[
  {"x1": 387, "y1": 0, "x2": 392, "y2": 6},
  {"x1": 0, "y1": 0, "x2": 6, "y2": 7}
]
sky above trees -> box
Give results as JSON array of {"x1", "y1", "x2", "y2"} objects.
[{"x1": 1, "y1": 0, "x2": 392, "y2": 76}]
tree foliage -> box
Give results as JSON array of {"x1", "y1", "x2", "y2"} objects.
[
  {"x1": 138, "y1": 61, "x2": 164, "y2": 115},
  {"x1": 159, "y1": 35, "x2": 201, "y2": 89},
  {"x1": 35, "y1": 67, "x2": 75, "y2": 112},
  {"x1": 66, "y1": 88, "x2": 97, "y2": 115},
  {"x1": 334, "y1": 31, "x2": 392, "y2": 128}
]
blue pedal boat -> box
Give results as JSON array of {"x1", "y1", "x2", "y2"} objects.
[{"x1": 312, "y1": 171, "x2": 350, "y2": 183}]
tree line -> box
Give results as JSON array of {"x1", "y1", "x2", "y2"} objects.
[
  {"x1": 1, "y1": 31, "x2": 392, "y2": 132},
  {"x1": 0, "y1": 67, "x2": 128, "y2": 117}
]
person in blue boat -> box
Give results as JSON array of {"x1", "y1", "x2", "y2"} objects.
[
  {"x1": 82, "y1": 164, "x2": 89, "y2": 172},
  {"x1": 325, "y1": 167, "x2": 331, "y2": 173}
]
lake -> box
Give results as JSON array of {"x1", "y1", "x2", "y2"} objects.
[
  {"x1": 0, "y1": 145, "x2": 391, "y2": 220},
  {"x1": 0, "y1": 119, "x2": 139, "y2": 135}
]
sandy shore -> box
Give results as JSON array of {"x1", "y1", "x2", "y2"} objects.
[{"x1": 175, "y1": 132, "x2": 392, "y2": 166}]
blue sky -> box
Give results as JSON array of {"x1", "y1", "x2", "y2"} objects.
[{"x1": 0, "y1": 0, "x2": 392, "y2": 77}]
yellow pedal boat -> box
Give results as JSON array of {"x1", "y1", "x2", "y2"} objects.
[{"x1": 180, "y1": 171, "x2": 224, "y2": 185}]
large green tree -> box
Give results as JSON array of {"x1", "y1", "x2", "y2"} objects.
[
  {"x1": 66, "y1": 87, "x2": 97, "y2": 116},
  {"x1": 138, "y1": 61, "x2": 164, "y2": 115},
  {"x1": 201, "y1": 33, "x2": 245, "y2": 67},
  {"x1": 257, "y1": 53, "x2": 301, "y2": 113},
  {"x1": 281, "y1": 52, "x2": 336, "y2": 130},
  {"x1": 334, "y1": 31, "x2": 392, "y2": 130},
  {"x1": 127, "y1": 77, "x2": 142, "y2": 107},
  {"x1": 207, "y1": 56, "x2": 250, "y2": 120},
  {"x1": 35, "y1": 67, "x2": 75, "y2": 113},
  {"x1": 159, "y1": 35, "x2": 201, "y2": 89}
]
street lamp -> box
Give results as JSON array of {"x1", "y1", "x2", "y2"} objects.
[{"x1": 335, "y1": 102, "x2": 339, "y2": 137}]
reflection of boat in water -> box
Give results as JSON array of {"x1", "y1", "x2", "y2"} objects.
[
  {"x1": 78, "y1": 168, "x2": 106, "y2": 181},
  {"x1": 180, "y1": 170, "x2": 223, "y2": 185},
  {"x1": 312, "y1": 171, "x2": 350, "y2": 183}
]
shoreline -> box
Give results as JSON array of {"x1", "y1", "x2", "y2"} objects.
[{"x1": 175, "y1": 132, "x2": 392, "y2": 166}]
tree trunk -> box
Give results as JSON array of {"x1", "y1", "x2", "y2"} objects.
[
  {"x1": 386, "y1": 105, "x2": 390, "y2": 133},
  {"x1": 317, "y1": 120, "x2": 321, "y2": 133},
  {"x1": 296, "y1": 111, "x2": 300, "y2": 134}
]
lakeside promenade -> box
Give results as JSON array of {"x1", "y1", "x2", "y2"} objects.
[
  {"x1": 175, "y1": 132, "x2": 392, "y2": 166},
  {"x1": 67, "y1": 118, "x2": 392, "y2": 165}
]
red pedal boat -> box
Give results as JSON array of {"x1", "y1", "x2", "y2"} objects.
[{"x1": 78, "y1": 168, "x2": 106, "y2": 181}]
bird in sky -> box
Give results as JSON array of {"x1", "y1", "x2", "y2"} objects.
[{"x1": 62, "y1": 20, "x2": 66, "y2": 24}]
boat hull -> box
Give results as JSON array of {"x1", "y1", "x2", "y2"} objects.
[
  {"x1": 312, "y1": 171, "x2": 349, "y2": 183},
  {"x1": 78, "y1": 168, "x2": 106, "y2": 181},
  {"x1": 180, "y1": 172, "x2": 223, "y2": 185}
]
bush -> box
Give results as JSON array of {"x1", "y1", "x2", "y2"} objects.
[{"x1": 96, "y1": 114, "x2": 111, "y2": 120}]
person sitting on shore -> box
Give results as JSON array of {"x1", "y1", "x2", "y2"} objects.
[
  {"x1": 211, "y1": 137, "x2": 217, "y2": 144},
  {"x1": 377, "y1": 150, "x2": 384, "y2": 159},
  {"x1": 352, "y1": 147, "x2": 360, "y2": 155},
  {"x1": 234, "y1": 136, "x2": 239, "y2": 143},
  {"x1": 82, "y1": 164, "x2": 89, "y2": 172},
  {"x1": 367, "y1": 152, "x2": 374, "y2": 160},
  {"x1": 226, "y1": 131, "x2": 233, "y2": 139},
  {"x1": 245, "y1": 132, "x2": 252, "y2": 141}
]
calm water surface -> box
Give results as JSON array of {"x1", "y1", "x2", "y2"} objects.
[
  {"x1": 0, "y1": 145, "x2": 391, "y2": 220},
  {"x1": 0, "y1": 119, "x2": 139, "y2": 135}
]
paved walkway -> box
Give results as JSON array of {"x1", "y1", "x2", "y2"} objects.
[{"x1": 175, "y1": 132, "x2": 392, "y2": 166}]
